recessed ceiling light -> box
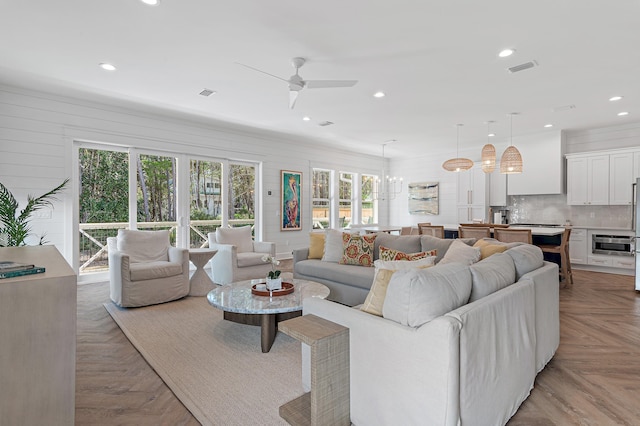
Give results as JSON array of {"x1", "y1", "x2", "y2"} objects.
[
  {"x1": 373, "y1": 91, "x2": 385, "y2": 98},
  {"x1": 498, "y1": 48, "x2": 516, "y2": 58},
  {"x1": 609, "y1": 96, "x2": 623, "y2": 102},
  {"x1": 544, "y1": 124, "x2": 553, "y2": 128},
  {"x1": 618, "y1": 111, "x2": 629, "y2": 116},
  {"x1": 99, "y1": 63, "x2": 116, "y2": 71},
  {"x1": 488, "y1": 133, "x2": 495, "y2": 137},
  {"x1": 302, "y1": 116, "x2": 311, "y2": 121},
  {"x1": 140, "y1": 0, "x2": 160, "y2": 5}
]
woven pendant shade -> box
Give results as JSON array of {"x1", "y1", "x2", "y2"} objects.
[
  {"x1": 443, "y1": 157, "x2": 474, "y2": 172},
  {"x1": 443, "y1": 124, "x2": 473, "y2": 172},
  {"x1": 481, "y1": 144, "x2": 496, "y2": 173},
  {"x1": 500, "y1": 146, "x2": 523, "y2": 174}
]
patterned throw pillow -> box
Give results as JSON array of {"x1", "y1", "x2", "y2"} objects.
[
  {"x1": 379, "y1": 245, "x2": 437, "y2": 262},
  {"x1": 340, "y1": 233, "x2": 377, "y2": 266}
]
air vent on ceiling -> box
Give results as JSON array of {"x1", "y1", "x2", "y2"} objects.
[
  {"x1": 553, "y1": 104, "x2": 576, "y2": 112},
  {"x1": 318, "y1": 121, "x2": 334, "y2": 127},
  {"x1": 199, "y1": 88, "x2": 216, "y2": 97},
  {"x1": 507, "y1": 60, "x2": 538, "y2": 73}
]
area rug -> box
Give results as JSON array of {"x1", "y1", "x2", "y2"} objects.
[{"x1": 104, "y1": 296, "x2": 304, "y2": 426}]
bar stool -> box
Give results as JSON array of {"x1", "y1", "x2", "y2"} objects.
[
  {"x1": 458, "y1": 226, "x2": 491, "y2": 239},
  {"x1": 419, "y1": 225, "x2": 445, "y2": 238},
  {"x1": 494, "y1": 228, "x2": 532, "y2": 244},
  {"x1": 538, "y1": 228, "x2": 573, "y2": 286}
]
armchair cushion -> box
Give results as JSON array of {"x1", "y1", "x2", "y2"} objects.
[
  {"x1": 216, "y1": 226, "x2": 253, "y2": 253},
  {"x1": 129, "y1": 261, "x2": 184, "y2": 281},
  {"x1": 237, "y1": 252, "x2": 268, "y2": 268},
  {"x1": 116, "y1": 229, "x2": 169, "y2": 263}
]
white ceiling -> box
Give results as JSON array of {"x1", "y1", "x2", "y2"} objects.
[{"x1": 2, "y1": 0, "x2": 639, "y2": 158}]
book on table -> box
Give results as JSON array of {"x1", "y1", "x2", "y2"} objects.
[
  {"x1": 0, "y1": 261, "x2": 36, "y2": 272},
  {"x1": 0, "y1": 266, "x2": 46, "y2": 279}
]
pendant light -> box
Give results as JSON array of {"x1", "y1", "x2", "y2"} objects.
[
  {"x1": 481, "y1": 120, "x2": 496, "y2": 173},
  {"x1": 500, "y1": 113, "x2": 523, "y2": 174},
  {"x1": 442, "y1": 124, "x2": 474, "y2": 172}
]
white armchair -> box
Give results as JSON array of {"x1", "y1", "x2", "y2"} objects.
[
  {"x1": 108, "y1": 229, "x2": 190, "y2": 308},
  {"x1": 207, "y1": 226, "x2": 276, "y2": 284}
]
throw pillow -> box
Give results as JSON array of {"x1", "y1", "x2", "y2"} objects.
[
  {"x1": 322, "y1": 229, "x2": 344, "y2": 263},
  {"x1": 379, "y1": 246, "x2": 437, "y2": 261},
  {"x1": 420, "y1": 235, "x2": 476, "y2": 263},
  {"x1": 473, "y1": 238, "x2": 508, "y2": 259},
  {"x1": 308, "y1": 232, "x2": 325, "y2": 259},
  {"x1": 438, "y1": 239, "x2": 481, "y2": 266},
  {"x1": 360, "y1": 257, "x2": 436, "y2": 316},
  {"x1": 506, "y1": 244, "x2": 544, "y2": 280},
  {"x1": 340, "y1": 233, "x2": 377, "y2": 266},
  {"x1": 382, "y1": 263, "x2": 473, "y2": 327},
  {"x1": 216, "y1": 226, "x2": 253, "y2": 253},
  {"x1": 468, "y1": 253, "x2": 516, "y2": 302}
]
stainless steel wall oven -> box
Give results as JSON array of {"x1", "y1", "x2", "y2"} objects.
[{"x1": 592, "y1": 234, "x2": 634, "y2": 256}]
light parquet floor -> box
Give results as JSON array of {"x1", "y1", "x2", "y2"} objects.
[{"x1": 76, "y1": 266, "x2": 640, "y2": 425}]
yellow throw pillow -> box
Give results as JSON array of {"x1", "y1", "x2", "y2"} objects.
[
  {"x1": 308, "y1": 232, "x2": 325, "y2": 259},
  {"x1": 379, "y1": 246, "x2": 437, "y2": 261},
  {"x1": 361, "y1": 259, "x2": 435, "y2": 316},
  {"x1": 340, "y1": 233, "x2": 377, "y2": 266},
  {"x1": 473, "y1": 239, "x2": 508, "y2": 259}
]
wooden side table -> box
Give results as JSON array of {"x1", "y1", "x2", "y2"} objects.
[
  {"x1": 188, "y1": 248, "x2": 217, "y2": 296},
  {"x1": 278, "y1": 314, "x2": 350, "y2": 426}
]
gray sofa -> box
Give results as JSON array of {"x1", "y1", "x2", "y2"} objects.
[{"x1": 293, "y1": 233, "x2": 473, "y2": 306}]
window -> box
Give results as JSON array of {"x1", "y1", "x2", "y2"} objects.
[
  {"x1": 228, "y1": 163, "x2": 256, "y2": 229},
  {"x1": 361, "y1": 174, "x2": 377, "y2": 224},
  {"x1": 190, "y1": 159, "x2": 222, "y2": 248},
  {"x1": 339, "y1": 172, "x2": 353, "y2": 228},
  {"x1": 312, "y1": 169, "x2": 331, "y2": 229}
]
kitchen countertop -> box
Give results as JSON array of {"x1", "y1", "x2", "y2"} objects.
[
  {"x1": 567, "y1": 225, "x2": 633, "y2": 231},
  {"x1": 443, "y1": 224, "x2": 565, "y2": 236}
]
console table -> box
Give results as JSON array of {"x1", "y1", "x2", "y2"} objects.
[
  {"x1": 0, "y1": 246, "x2": 76, "y2": 425},
  {"x1": 278, "y1": 314, "x2": 350, "y2": 426}
]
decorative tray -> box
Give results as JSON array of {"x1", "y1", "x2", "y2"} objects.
[{"x1": 251, "y1": 282, "x2": 294, "y2": 297}]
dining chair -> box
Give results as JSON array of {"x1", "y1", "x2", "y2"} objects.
[
  {"x1": 458, "y1": 226, "x2": 491, "y2": 239},
  {"x1": 418, "y1": 225, "x2": 445, "y2": 238},
  {"x1": 537, "y1": 228, "x2": 573, "y2": 286},
  {"x1": 416, "y1": 222, "x2": 431, "y2": 234},
  {"x1": 494, "y1": 228, "x2": 533, "y2": 244}
]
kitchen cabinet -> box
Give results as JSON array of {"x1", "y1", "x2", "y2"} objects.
[
  {"x1": 507, "y1": 130, "x2": 565, "y2": 195},
  {"x1": 489, "y1": 167, "x2": 507, "y2": 206},
  {"x1": 566, "y1": 154, "x2": 609, "y2": 205},
  {"x1": 456, "y1": 167, "x2": 487, "y2": 222},
  {"x1": 609, "y1": 152, "x2": 633, "y2": 205},
  {"x1": 568, "y1": 228, "x2": 587, "y2": 265}
]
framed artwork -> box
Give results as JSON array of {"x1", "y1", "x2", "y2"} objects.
[
  {"x1": 408, "y1": 182, "x2": 439, "y2": 215},
  {"x1": 281, "y1": 170, "x2": 302, "y2": 231}
]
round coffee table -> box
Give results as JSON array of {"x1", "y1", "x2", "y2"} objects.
[{"x1": 206, "y1": 278, "x2": 330, "y2": 353}]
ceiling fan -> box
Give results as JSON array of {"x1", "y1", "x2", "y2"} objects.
[{"x1": 238, "y1": 57, "x2": 358, "y2": 109}]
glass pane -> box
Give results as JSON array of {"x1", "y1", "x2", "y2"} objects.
[
  {"x1": 190, "y1": 159, "x2": 222, "y2": 248},
  {"x1": 339, "y1": 172, "x2": 352, "y2": 228},
  {"x1": 361, "y1": 174, "x2": 377, "y2": 224},
  {"x1": 228, "y1": 164, "x2": 256, "y2": 231},
  {"x1": 78, "y1": 148, "x2": 128, "y2": 274},
  {"x1": 312, "y1": 170, "x2": 330, "y2": 229},
  {"x1": 137, "y1": 154, "x2": 177, "y2": 242}
]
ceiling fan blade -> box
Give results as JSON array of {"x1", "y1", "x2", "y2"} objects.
[
  {"x1": 304, "y1": 80, "x2": 358, "y2": 89},
  {"x1": 289, "y1": 90, "x2": 299, "y2": 109},
  {"x1": 235, "y1": 62, "x2": 289, "y2": 84}
]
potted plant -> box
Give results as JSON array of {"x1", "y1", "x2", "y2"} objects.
[
  {"x1": 261, "y1": 254, "x2": 282, "y2": 290},
  {"x1": 0, "y1": 179, "x2": 69, "y2": 246}
]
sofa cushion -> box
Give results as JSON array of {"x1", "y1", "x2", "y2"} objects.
[
  {"x1": 468, "y1": 253, "x2": 516, "y2": 302},
  {"x1": 308, "y1": 232, "x2": 325, "y2": 259},
  {"x1": 236, "y1": 252, "x2": 268, "y2": 267},
  {"x1": 438, "y1": 239, "x2": 481, "y2": 266},
  {"x1": 216, "y1": 226, "x2": 253, "y2": 253},
  {"x1": 382, "y1": 262, "x2": 472, "y2": 327},
  {"x1": 296, "y1": 259, "x2": 375, "y2": 290},
  {"x1": 129, "y1": 261, "x2": 183, "y2": 281},
  {"x1": 373, "y1": 234, "x2": 422, "y2": 261},
  {"x1": 360, "y1": 257, "x2": 437, "y2": 316},
  {"x1": 420, "y1": 235, "x2": 476, "y2": 263},
  {"x1": 473, "y1": 238, "x2": 508, "y2": 259},
  {"x1": 506, "y1": 244, "x2": 545, "y2": 280},
  {"x1": 322, "y1": 229, "x2": 344, "y2": 263},
  {"x1": 117, "y1": 229, "x2": 169, "y2": 263},
  {"x1": 340, "y1": 233, "x2": 376, "y2": 267},
  {"x1": 379, "y1": 246, "x2": 437, "y2": 261}
]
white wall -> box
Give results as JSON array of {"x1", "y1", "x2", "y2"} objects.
[{"x1": 0, "y1": 84, "x2": 386, "y2": 268}]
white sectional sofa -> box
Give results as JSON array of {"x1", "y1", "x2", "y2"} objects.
[{"x1": 301, "y1": 244, "x2": 560, "y2": 426}]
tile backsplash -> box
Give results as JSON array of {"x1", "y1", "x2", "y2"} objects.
[{"x1": 506, "y1": 194, "x2": 633, "y2": 229}]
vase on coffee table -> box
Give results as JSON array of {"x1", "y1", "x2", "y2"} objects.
[{"x1": 266, "y1": 277, "x2": 282, "y2": 291}]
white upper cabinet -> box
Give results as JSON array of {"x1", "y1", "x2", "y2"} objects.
[
  {"x1": 566, "y1": 148, "x2": 638, "y2": 206},
  {"x1": 489, "y1": 167, "x2": 507, "y2": 206},
  {"x1": 507, "y1": 131, "x2": 565, "y2": 195}
]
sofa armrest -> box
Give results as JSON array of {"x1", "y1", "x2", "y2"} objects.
[
  {"x1": 253, "y1": 241, "x2": 275, "y2": 256},
  {"x1": 108, "y1": 249, "x2": 130, "y2": 306},
  {"x1": 302, "y1": 297, "x2": 461, "y2": 426},
  {"x1": 207, "y1": 242, "x2": 237, "y2": 284},
  {"x1": 292, "y1": 248, "x2": 309, "y2": 264}
]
